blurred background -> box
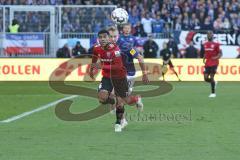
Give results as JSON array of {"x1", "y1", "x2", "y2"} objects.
[{"x1": 0, "y1": 0, "x2": 240, "y2": 58}]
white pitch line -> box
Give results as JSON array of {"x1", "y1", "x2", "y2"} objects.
[{"x1": 0, "y1": 95, "x2": 78, "y2": 123}]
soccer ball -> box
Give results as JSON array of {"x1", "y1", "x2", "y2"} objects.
[{"x1": 111, "y1": 8, "x2": 129, "y2": 25}]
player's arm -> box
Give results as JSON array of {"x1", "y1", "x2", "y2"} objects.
[
  {"x1": 202, "y1": 45, "x2": 206, "y2": 64},
  {"x1": 137, "y1": 54, "x2": 149, "y2": 84},
  {"x1": 89, "y1": 47, "x2": 99, "y2": 80},
  {"x1": 130, "y1": 47, "x2": 149, "y2": 83},
  {"x1": 203, "y1": 54, "x2": 206, "y2": 64}
]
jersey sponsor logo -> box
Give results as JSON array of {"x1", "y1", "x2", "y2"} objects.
[
  {"x1": 130, "y1": 49, "x2": 136, "y2": 56},
  {"x1": 189, "y1": 32, "x2": 240, "y2": 45},
  {"x1": 115, "y1": 51, "x2": 121, "y2": 57},
  {"x1": 205, "y1": 48, "x2": 214, "y2": 51},
  {"x1": 101, "y1": 59, "x2": 113, "y2": 62}
]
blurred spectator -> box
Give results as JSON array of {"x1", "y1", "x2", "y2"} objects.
[
  {"x1": 56, "y1": 44, "x2": 71, "y2": 58},
  {"x1": 133, "y1": 21, "x2": 146, "y2": 37},
  {"x1": 49, "y1": 0, "x2": 57, "y2": 5},
  {"x1": 72, "y1": 19, "x2": 81, "y2": 32},
  {"x1": 213, "y1": 17, "x2": 224, "y2": 30},
  {"x1": 143, "y1": 34, "x2": 158, "y2": 58},
  {"x1": 9, "y1": 11, "x2": 50, "y2": 32},
  {"x1": 0, "y1": 0, "x2": 240, "y2": 33},
  {"x1": 223, "y1": 18, "x2": 231, "y2": 30},
  {"x1": 198, "y1": 12, "x2": 206, "y2": 27},
  {"x1": 182, "y1": 13, "x2": 190, "y2": 30},
  {"x1": 72, "y1": 41, "x2": 87, "y2": 58},
  {"x1": 163, "y1": 23, "x2": 171, "y2": 33},
  {"x1": 8, "y1": 19, "x2": 20, "y2": 33},
  {"x1": 63, "y1": 20, "x2": 74, "y2": 32},
  {"x1": 141, "y1": 13, "x2": 153, "y2": 34},
  {"x1": 201, "y1": 16, "x2": 213, "y2": 30},
  {"x1": 185, "y1": 41, "x2": 198, "y2": 58},
  {"x1": 129, "y1": 9, "x2": 139, "y2": 26},
  {"x1": 167, "y1": 37, "x2": 179, "y2": 58},
  {"x1": 152, "y1": 15, "x2": 165, "y2": 33},
  {"x1": 174, "y1": 17, "x2": 182, "y2": 31},
  {"x1": 93, "y1": 21, "x2": 101, "y2": 33},
  {"x1": 189, "y1": 14, "x2": 200, "y2": 30}
]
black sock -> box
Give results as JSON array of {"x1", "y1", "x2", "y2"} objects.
[
  {"x1": 211, "y1": 81, "x2": 215, "y2": 93},
  {"x1": 116, "y1": 106, "x2": 124, "y2": 124}
]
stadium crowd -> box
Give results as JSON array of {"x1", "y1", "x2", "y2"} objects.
[
  {"x1": 1, "y1": 0, "x2": 240, "y2": 33},
  {"x1": 0, "y1": 0, "x2": 240, "y2": 33}
]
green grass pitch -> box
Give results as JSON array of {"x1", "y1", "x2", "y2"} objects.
[{"x1": 0, "y1": 81, "x2": 239, "y2": 160}]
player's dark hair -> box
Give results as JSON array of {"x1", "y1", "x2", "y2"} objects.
[
  {"x1": 12, "y1": 19, "x2": 18, "y2": 25},
  {"x1": 207, "y1": 31, "x2": 213, "y2": 41},
  {"x1": 98, "y1": 29, "x2": 110, "y2": 36}
]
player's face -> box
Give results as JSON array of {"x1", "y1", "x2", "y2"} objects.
[
  {"x1": 98, "y1": 33, "x2": 110, "y2": 47},
  {"x1": 207, "y1": 32, "x2": 213, "y2": 41},
  {"x1": 123, "y1": 25, "x2": 131, "y2": 35},
  {"x1": 109, "y1": 30, "x2": 119, "y2": 43}
]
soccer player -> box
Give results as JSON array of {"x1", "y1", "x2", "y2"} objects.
[
  {"x1": 89, "y1": 29, "x2": 143, "y2": 132},
  {"x1": 203, "y1": 31, "x2": 222, "y2": 98},
  {"x1": 116, "y1": 23, "x2": 149, "y2": 93},
  {"x1": 107, "y1": 25, "x2": 149, "y2": 129},
  {"x1": 160, "y1": 42, "x2": 181, "y2": 81}
]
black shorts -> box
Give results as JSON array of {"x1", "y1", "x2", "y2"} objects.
[
  {"x1": 98, "y1": 77, "x2": 129, "y2": 98},
  {"x1": 98, "y1": 77, "x2": 113, "y2": 93},
  {"x1": 204, "y1": 65, "x2": 218, "y2": 74},
  {"x1": 112, "y1": 77, "x2": 129, "y2": 98},
  {"x1": 163, "y1": 60, "x2": 174, "y2": 68}
]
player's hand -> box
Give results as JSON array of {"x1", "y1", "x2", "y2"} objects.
[
  {"x1": 142, "y1": 73, "x2": 149, "y2": 84},
  {"x1": 203, "y1": 58, "x2": 206, "y2": 64},
  {"x1": 89, "y1": 69, "x2": 95, "y2": 80},
  {"x1": 92, "y1": 63, "x2": 101, "y2": 69},
  {"x1": 89, "y1": 64, "x2": 97, "y2": 80}
]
